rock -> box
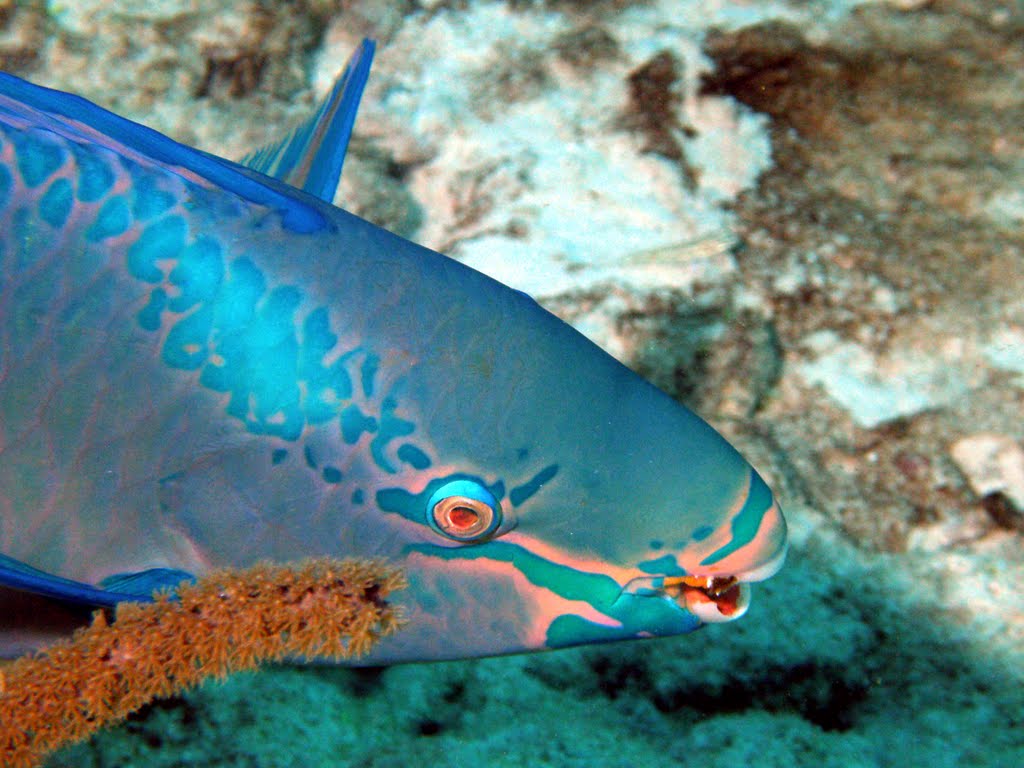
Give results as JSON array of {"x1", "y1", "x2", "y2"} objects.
[
  {"x1": 797, "y1": 335, "x2": 972, "y2": 429},
  {"x1": 950, "y1": 433, "x2": 1024, "y2": 514},
  {"x1": 984, "y1": 326, "x2": 1024, "y2": 387}
]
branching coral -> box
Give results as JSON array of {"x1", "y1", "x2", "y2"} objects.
[{"x1": 0, "y1": 558, "x2": 406, "y2": 768}]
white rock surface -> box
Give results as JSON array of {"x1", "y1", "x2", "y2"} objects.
[
  {"x1": 950, "y1": 433, "x2": 1024, "y2": 511},
  {"x1": 797, "y1": 334, "x2": 974, "y2": 428},
  {"x1": 337, "y1": 1, "x2": 774, "y2": 305},
  {"x1": 984, "y1": 325, "x2": 1024, "y2": 386}
]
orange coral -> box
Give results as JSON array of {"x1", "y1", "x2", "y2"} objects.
[{"x1": 0, "y1": 558, "x2": 406, "y2": 768}]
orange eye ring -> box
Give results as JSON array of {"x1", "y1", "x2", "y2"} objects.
[
  {"x1": 427, "y1": 480, "x2": 502, "y2": 542},
  {"x1": 432, "y1": 495, "x2": 494, "y2": 539}
]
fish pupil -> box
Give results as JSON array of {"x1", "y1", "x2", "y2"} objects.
[{"x1": 449, "y1": 506, "x2": 480, "y2": 529}]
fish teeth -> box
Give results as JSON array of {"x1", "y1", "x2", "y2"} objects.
[{"x1": 687, "y1": 582, "x2": 751, "y2": 623}]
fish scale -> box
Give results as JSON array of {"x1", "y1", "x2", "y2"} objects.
[
  {"x1": 0, "y1": 116, "x2": 422, "y2": 576},
  {"x1": 0, "y1": 41, "x2": 786, "y2": 664}
]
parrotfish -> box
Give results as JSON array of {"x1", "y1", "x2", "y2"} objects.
[{"x1": 0, "y1": 40, "x2": 786, "y2": 663}]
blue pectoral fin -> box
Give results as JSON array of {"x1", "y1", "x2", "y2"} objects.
[
  {"x1": 0, "y1": 553, "x2": 192, "y2": 608},
  {"x1": 99, "y1": 568, "x2": 196, "y2": 598},
  {"x1": 241, "y1": 37, "x2": 376, "y2": 202}
]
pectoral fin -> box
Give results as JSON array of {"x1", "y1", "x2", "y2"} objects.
[{"x1": 0, "y1": 553, "x2": 192, "y2": 608}]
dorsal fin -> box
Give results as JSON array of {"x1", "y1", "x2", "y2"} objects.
[{"x1": 241, "y1": 38, "x2": 375, "y2": 203}]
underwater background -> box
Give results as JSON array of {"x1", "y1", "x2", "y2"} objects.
[{"x1": 0, "y1": 0, "x2": 1020, "y2": 765}]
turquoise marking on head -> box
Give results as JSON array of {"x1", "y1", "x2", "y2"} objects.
[
  {"x1": 699, "y1": 470, "x2": 774, "y2": 566},
  {"x1": 370, "y1": 397, "x2": 415, "y2": 473},
  {"x1": 113, "y1": 195, "x2": 437, "y2": 500},
  {"x1": 692, "y1": 525, "x2": 714, "y2": 541},
  {"x1": 301, "y1": 309, "x2": 352, "y2": 424},
  {"x1": 163, "y1": 304, "x2": 213, "y2": 369},
  {"x1": 360, "y1": 353, "x2": 379, "y2": 397},
  {"x1": 137, "y1": 287, "x2": 167, "y2": 331},
  {"x1": 637, "y1": 554, "x2": 686, "y2": 576},
  {"x1": 509, "y1": 464, "x2": 559, "y2": 507},
  {"x1": 397, "y1": 443, "x2": 431, "y2": 470},
  {"x1": 412, "y1": 538, "x2": 623, "y2": 607},
  {"x1": 401, "y1": 537, "x2": 702, "y2": 651},
  {"x1": 167, "y1": 237, "x2": 223, "y2": 312},
  {"x1": 340, "y1": 405, "x2": 376, "y2": 443},
  {"x1": 303, "y1": 445, "x2": 318, "y2": 469}
]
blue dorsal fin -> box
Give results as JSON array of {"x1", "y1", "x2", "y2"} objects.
[
  {"x1": 241, "y1": 38, "x2": 375, "y2": 203},
  {"x1": 0, "y1": 553, "x2": 192, "y2": 608}
]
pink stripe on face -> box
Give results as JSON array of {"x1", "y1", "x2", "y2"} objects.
[
  {"x1": 674, "y1": 473, "x2": 786, "y2": 580},
  {"x1": 697, "y1": 497, "x2": 786, "y2": 580},
  {"x1": 405, "y1": 549, "x2": 623, "y2": 651},
  {"x1": 501, "y1": 531, "x2": 646, "y2": 586}
]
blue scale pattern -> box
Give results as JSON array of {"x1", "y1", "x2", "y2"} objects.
[
  {"x1": 0, "y1": 163, "x2": 13, "y2": 208},
  {"x1": 12, "y1": 207, "x2": 38, "y2": 271},
  {"x1": 12, "y1": 129, "x2": 65, "y2": 187},
  {"x1": 86, "y1": 195, "x2": 131, "y2": 242},
  {"x1": 130, "y1": 169, "x2": 176, "y2": 220},
  {"x1": 118, "y1": 200, "x2": 433, "y2": 473},
  {"x1": 70, "y1": 143, "x2": 114, "y2": 202},
  {"x1": 128, "y1": 216, "x2": 186, "y2": 282},
  {"x1": 38, "y1": 177, "x2": 73, "y2": 229}
]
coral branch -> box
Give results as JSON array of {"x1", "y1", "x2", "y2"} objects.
[{"x1": 0, "y1": 558, "x2": 406, "y2": 768}]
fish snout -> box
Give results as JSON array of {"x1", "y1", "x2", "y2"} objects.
[{"x1": 617, "y1": 476, "x2": 787, "y2": 626}]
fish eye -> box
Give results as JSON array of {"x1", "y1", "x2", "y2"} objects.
[{"x1": 427, "y1": 480, "x2": 501, "y2": 542}]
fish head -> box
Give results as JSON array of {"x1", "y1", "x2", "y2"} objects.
[{"x1": 360, "y1": 277, "x2": 787, "y2": 663}]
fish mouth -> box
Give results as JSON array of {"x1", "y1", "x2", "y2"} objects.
[
  {"x1": 621, "y1": 545, "x2": 786, "y2": 624},
  {"x1": 619, "y1": 573, "x2": 750, "y2": 623},
  {"x1": 662, "y1": 575, "x2": 750, "y2": 623}
]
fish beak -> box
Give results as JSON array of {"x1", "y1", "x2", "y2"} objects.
[
  {"x1": 663, "y1": 576, "x2": 751, "y2": 623},
  {"x1": 619, "y1": 574, "x2": 750, "y2": 623},
  {"x1": 619, "y1": 542, "x2": 786, "y2": 624}
]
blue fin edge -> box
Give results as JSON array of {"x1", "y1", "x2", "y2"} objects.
[
  {"x1": 242, "y1": 38, "x2": 375, "y2": 202},
  {"x1": 0, "y1": 553, "x2": 193, "y2": 608}
]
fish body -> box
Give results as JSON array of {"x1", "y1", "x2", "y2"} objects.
[{"x1": 0, "y1": 43, "x2": 786, "y2": 663}]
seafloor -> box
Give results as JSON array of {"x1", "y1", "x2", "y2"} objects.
[{"x1": 1, "y1": 0, "x2": 1021, "y2": 765}]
